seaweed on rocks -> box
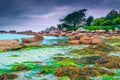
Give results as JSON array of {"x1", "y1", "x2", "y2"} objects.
[
  {"x1": 0, "y1": 73, "x2": 18, "y2": 80},
  {"x1": 95, "y1": 56, "x2": 120, "y2": 69},
  {"x1": 54, "y1": 66, "x2": 114, "y2": 80},
  {"x1": 70, "y1": 44, "x2": 120, "y2": 56}
]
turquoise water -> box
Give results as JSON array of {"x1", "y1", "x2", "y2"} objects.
[
  {"x1": 0, "y1": 33, "x2": 33, "y2": 41},
  {"x1": 39, "y1": 36, "x2": 69, "y2": 45},
  {"x1": 0, "y1": 34, "x2": 69, "y2": 45}
]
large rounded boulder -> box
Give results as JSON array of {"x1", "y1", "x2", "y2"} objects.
[
  {"x1": 0, "y1": 39, "x2": 22, "y2": 51},
  {"x1": 91, "y1": 35, "x2": 104, "y2": 44},
  {"x1": 80, "y1": 36, "x2": 91, "y2": 44}
]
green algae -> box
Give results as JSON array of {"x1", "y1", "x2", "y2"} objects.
[
  {"x1": 0, "y1": 69, "x2": 14, "y2": 74},
  {"x1": 58, "y1": 76, "x2": 69, "y2": 80},
  {"x1": 9, "y1": 54, "x2": 19, "y2": 57}
]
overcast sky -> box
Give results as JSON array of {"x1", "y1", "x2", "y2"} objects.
[{"x1": 0, "y1": 0, "x2": 120, "y2": 32}]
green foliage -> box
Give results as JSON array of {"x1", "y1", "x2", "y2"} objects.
[
  {"x1": 67, "y1": 26, "x2": 79, "y2": 31},
  {"x1": 83, "y1": 26, "x2": 115, "y2": 30},
  {"x1": 83, "y1": 26, "x2": 99, "y2": 30},
  {"x1": 61, "y1": 9, "x2": 87, "y2": 26},
  {"x1": 86, "y1": 16, "x2": 94, "y2": 26}
]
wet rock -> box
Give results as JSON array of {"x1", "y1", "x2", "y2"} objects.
[
  {"x1": 0, "y1": 39, "x2": 22, "y2": 51},
  {"x1": 34, "y1": 33, "x2": 44, "y2": 40},
  {"x1": 0, "y1": 73, "x2": 18, "y2": 80},
  {"x1": 22, "y1": 37, "x2": 38, "y2": 43},
  {"x1": 95, "y1": 56, "x2": 120, "y2": 69}
]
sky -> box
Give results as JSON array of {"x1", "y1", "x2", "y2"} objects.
[{"x1": 0, "y1": 0, "x2": 120, "y2": 32}]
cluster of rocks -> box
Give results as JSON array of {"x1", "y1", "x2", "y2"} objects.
[
  {"x1": 40, "y1": 30, "x2": 120, "y2": 37},
  {"x1": 22, "y1": 33, "x2": 43, "y2": 47},
  {"x1": 0, "y1": 33, "x2": 44, "y2": 51},
  {"x1": 68, "y1": 33, "x2": 104, "y2": 45}
]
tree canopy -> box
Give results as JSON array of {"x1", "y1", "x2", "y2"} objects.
[{"x1": 60, "y1": 9, "x2": 87, "y2": 26}]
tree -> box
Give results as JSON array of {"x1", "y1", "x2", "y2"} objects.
[
  {"x1": 86, "y1": 16, "x2": 94, "y2": 26},
  {"x1": 61, "y1": 9, "x2": 87, "y2": 26}
]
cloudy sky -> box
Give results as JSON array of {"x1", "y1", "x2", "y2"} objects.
[{"x1": 0, "y1": 0, "x2": 120, "y2": 32}]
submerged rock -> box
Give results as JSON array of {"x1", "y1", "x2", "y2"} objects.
[
  {"x1": 0, "y1": 73, "x2": 18, "y2": 80},
  {"x1": 95, "y1": 56, "x2": 120, "y2": 69}
]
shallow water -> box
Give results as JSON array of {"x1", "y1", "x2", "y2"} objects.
[
  {"x1": 39, "y1": 36, "x2": 69, "y2": 45},
  {"x1": 0, "y1": 45, "x2": 87, "y2": 80},
  {"x1": 0, "y1": 33, "x2": 33, "y2": 42},
  {"x1": 0, "y1": 34, "x2": 69, "y2": 45}
]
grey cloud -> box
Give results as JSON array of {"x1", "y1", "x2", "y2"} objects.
[{"x1": 0, "y1": 0, "x2": 120, "y2": 31}]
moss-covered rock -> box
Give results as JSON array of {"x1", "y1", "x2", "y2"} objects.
[
  {"x1": 95, "y1": 56, "x2": 120, "y2": 69},
  {"x1": 0, "y1": 73, "x2": 18, "y2": 80},
  {"x1": 54, "y1": 66, "x2": 80, "y2": 78},
  {"x1": 54, "y1": 66, "x2": 114, "y2": 80},
  {"x1": 11, "y1": 64, "x2": 30, "y2": 71},
  {"x1": 70, "y1": 44, "x2": 120, "y2": 56},
  {"x1": 74, "y1": 56, "x2": 102, "y2": 64}
]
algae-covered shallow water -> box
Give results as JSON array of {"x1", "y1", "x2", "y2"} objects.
[
  {"x1": 0, "y1": 45, "x2": 87, "y2": 80},
  {"x1": 0, "y1": 34, "x2": 120, "y2": 80}
]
